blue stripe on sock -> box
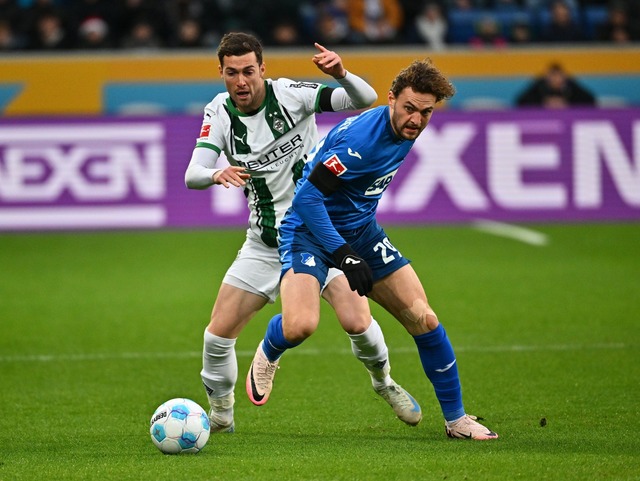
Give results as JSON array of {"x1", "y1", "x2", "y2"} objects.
[
  {"x1": 262, "y1": 314, "x2": 300, "y2": 361},
  {"x1": 414, "y1": 324, "x2": 465, "y2": 422}
]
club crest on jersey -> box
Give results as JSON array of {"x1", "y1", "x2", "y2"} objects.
[
  {"x1": 300, "y1": 253, "x2": 316, "y2": 267},
  {"x1": 199, "y1": 124, "x2": 211, "y2": 138},
  {"x1": 272, "y1": 117, "x2": 285, "y2": 134},
  {"x1": 323, "y1": 154, "x2": 347, "y2": 176}
]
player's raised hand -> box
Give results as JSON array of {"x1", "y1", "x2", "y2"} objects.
[
  {"x1": 312, "y1": 43, "x2": 347, "y2": 79},
  {"x1": 213, "y1": 166, "x2": 250, "y2": 188}
]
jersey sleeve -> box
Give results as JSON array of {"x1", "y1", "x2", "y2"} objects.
[
  {"x1": 184, "y1": 146, "x2": 221, "y2": 189},
  {"x1": 194, "y1": 97, "x2": 227, "y2": 154},
  {"x1": 316, "y1": 127, "x2": 371, "y2": 180},
  {"x1": 185, "y1": 97, "x2": 229, "y2": 189},
  {"x1": 329, "y1": 71, "x2": 378, "y2": 111}
]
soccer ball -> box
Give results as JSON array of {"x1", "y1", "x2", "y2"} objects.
[{"x1": 149, "y1": 398, "x2": 210, "y2": 454}]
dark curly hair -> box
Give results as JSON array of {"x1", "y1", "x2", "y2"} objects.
[
  {"x1": 217, "y1": 32, "x2": 264, "y2": 66},
  {"x1": 390, "y1": 59, "x2": 455, "y2": 103}
]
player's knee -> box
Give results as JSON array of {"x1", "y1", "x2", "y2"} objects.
[
  {"x1": 282, "y1": 314, "x2": 318, "y2": 343},
  {"x1": 207, "y1": 313, "x2": 238, "y2": 338},
  {"x1": 337, "y1": 312, "x2": 371, "y2": 335},
  {"x1": 400, "y1": 299, "x2": 440, "y2": 332}
]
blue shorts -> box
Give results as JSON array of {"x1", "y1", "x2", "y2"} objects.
[{"x1": 278, "y1": 218, "x2": 410, "y2": 287}]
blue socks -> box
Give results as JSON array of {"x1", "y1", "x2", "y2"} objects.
[
  {"x1": 263, "y1": 315, "x2": 464, "y2": 421},
  {"x1": 414, "y1": 324, "x2": 465, "y2": 422},
  {"x1": 262, "y1": 314, "x2": 301, "y2": 362}
]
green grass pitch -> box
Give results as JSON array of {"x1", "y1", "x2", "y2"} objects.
[{"x1": 1, "y1": 223, "x2": 639, "y2": 481}]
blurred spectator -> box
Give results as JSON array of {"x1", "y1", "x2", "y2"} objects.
[
  {"x1": 0, "y1": 19, "x2": 23, "y2": 50},
  {"x1": 27, "y1": 10, "x2": 74, "y2": 49},
  {"x1": 539, "y1": 0, "x2": 585, "y2": 42},
  {"x1": 447, "y1": 0, "x2": 479, "y2": 11},
  {"x1": 313, "y1": 0, "x2": 353, "y2": 45},
  {"x1": 266, "y1": 19, "x2": 303, "y2": 46},
  {"x1": 516, "y1": 62, "x2": 596, "y2": 108},
  {"x1": 120, "y1": 19, "x2": 162, "y2": 49},
  {"x1": 170, "y1": 17, "x2": 205, "y2": 48},
  {"x1": 470, "y1": 14, "x2": 507, "y2": 47},
  {"x1": 406, "y1": 1, "x2": 448, "y2": 49},
  {"x1": 347, "y1": 0, "x2": 404, "y2": 44},
  {"x1": 510, "y1": 19, "x2": 533, "y2": 43},
  {"x1": 112, "y1": 0, "x2": 169, "y2": 47},
  {"x1": 68, "y1": 0, "x2": 114, "y2": 31},
  {"x1": 595, "y1": 2, "x2": 640, "y2": 43},
  {"x1": 0, "y1": 0, "x2": 25, "y2": 50},
  {"x1": 21, "y1": 0, "x2": 66, "y2": 43},
  {"x1": 164, "y1": 0, "x2": 217, "y2": 47},
  {"x1": 4, "y1": 0, "x2": 639, "y2": 50},
  {"x1": 398, "y1": 0, "x2": 437, "y2": 39},
  {"x1": 77, "y1": 15, "x2": 111, "y2": 48}
]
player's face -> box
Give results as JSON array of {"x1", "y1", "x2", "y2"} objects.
[
  {"x1": 219, "y1": 52, "x2": 266, "y2": 113},
  {"x1": 387, "y1": 88, "x2": 437, "y2": 141}
]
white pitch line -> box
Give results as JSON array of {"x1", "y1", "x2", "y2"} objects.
[
  {"x1": 472, "y1": 219, "x2": 549, "y2": 246},
  {"x1": 0, "y1": 342, "x2": 628, "y2": 363}
]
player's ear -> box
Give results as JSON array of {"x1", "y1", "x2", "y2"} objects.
[
  {"x1": 387, "y1": 91, "x2": 396, "y2": 108},
  {"x1": 259, "y1": 62, "x2": 266, "y2": 77},
  {"x1": 218, "y1": 64, "x2": 223, "y2": 77}
]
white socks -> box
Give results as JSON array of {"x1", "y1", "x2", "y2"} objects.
[
  {"x1": 348, "y1": 318, "x2": 392, "y2": 390},
  {"x1": 201, "y1": 330, "x2": 237, "y2": 401}
]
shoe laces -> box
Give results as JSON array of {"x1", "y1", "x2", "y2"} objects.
[
  {"x1": 254, "y1": 355, "x2": 279, "y2": 390},
  {"x1": 448, "y1": 414, "x2": 481, "y2": 430},
  {"x1": 378, "y1": 384, "x2": 414, "y2": 410}
]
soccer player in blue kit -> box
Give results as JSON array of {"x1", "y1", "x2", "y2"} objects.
[{"x1": 246, "y1": 58, "x2": 499, "y2": 440}]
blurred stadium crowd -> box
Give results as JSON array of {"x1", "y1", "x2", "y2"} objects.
[{"x1": 0, "y1": 0, "x2": 638, "y2": 51}]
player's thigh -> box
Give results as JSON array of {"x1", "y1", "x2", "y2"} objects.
[
  {"x1": 280, "y1": 269, "x2": 322, "y2": 342},
  {"x1": 349, "y1": 221, "x2": 410, "y2": 282},
  {"x1": 322, "y1": 272, "x2": 372, "y2": 335},
  {"x1": 369, "y1": 264, "x2": 439, "y2": 335},
  {"x1": 208, "y1": 236, "x2": 279, "y2": 337},
  {"x1": 209, "y1": 282, "x2": 270, "y2": 338},
  {"x1": 224, "y1": 235, "x2": 282, "y2": 303}
]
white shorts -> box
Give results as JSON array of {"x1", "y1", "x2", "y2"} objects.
[{"x1": 223, "y1": 233, "x2": 342, "y2": 304}]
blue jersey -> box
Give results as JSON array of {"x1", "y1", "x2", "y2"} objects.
[{"x1": 284, "y1": 105, "x2": 414, "y2": 253}]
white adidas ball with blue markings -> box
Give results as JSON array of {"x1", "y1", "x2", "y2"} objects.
[{"x1": 150, "y1": 398, "x2": 210, "y2": 454}]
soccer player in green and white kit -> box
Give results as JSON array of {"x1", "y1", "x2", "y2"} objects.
[{"x1": 185, "y1": 32, "x2": 421, "y2": 433}]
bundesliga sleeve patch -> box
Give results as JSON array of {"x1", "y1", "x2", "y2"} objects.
[
  {"x1": 323, "y1": 154, "x2": 348, "y2": 176},
  {"x1": 199, "y1": 124, "x2": 211, "y2": 138}
]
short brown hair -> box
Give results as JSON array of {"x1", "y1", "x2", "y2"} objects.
[
  {"x1": 217, "y1": 32, "x2": 264, "y2": 66},
  {"x1": 390, "y1": 59, "x2": 455, "y2": 103}
]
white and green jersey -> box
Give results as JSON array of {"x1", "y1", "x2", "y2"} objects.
[{"x1": 195, "y1": 78, "x2": 326, "y2": 248}]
